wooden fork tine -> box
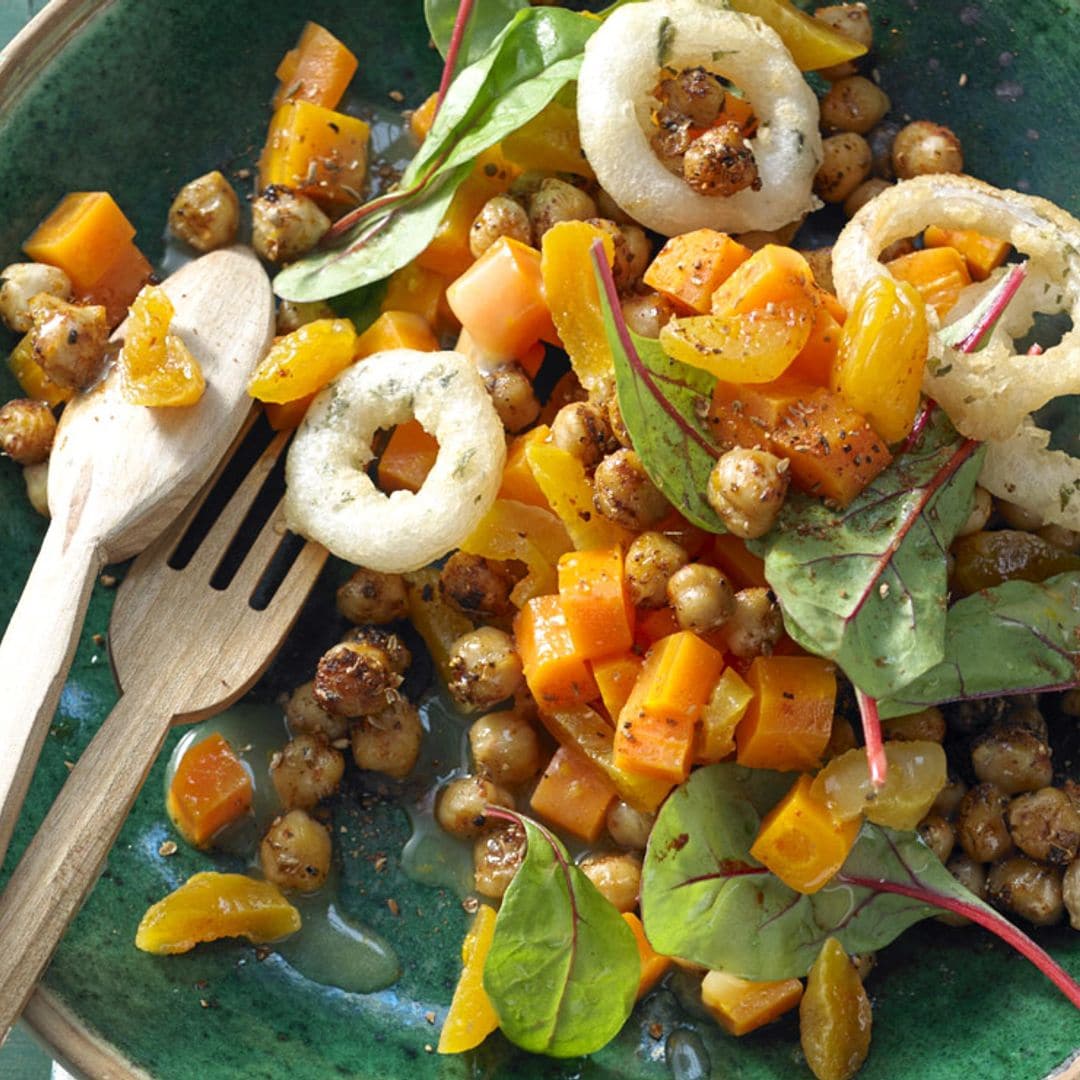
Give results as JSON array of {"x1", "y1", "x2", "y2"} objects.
[
  {"x1": 267, "y1": 538, "x2": 329, "y2": 614},
  {"x1": 228, "y1": 499, "x2": 291, "y2": 597}
]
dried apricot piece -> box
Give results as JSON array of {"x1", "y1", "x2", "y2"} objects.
[
  {"x1": 800, "y1": 937, "x2": 872, "y2": 1080},
  {"x1": 120, "y1": 284, "x2": 206, "y2": 406},
  {"x1": 437, "y1": 904, "x2": 500, "y2": 1053},
  {"x1": 247, "y1": 317, "x2": 357, "y2": 403}
]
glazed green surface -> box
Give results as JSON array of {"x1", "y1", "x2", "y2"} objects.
[{"x1": 0, "y1": 1, "x2": 1079, "y2": 1077}]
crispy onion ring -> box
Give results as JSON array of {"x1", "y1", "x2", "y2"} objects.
[
  {"x1": 832, "y1": 174, "x2": 1080, "y2": 442},
  {"x1": 285, "y1": 349, "x2": 505, "y2": 572},
  {"x1": 577, "y1": 0, "x2": 822, "y2": 236}
]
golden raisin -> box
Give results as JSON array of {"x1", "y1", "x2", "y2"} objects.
[{"x1": 799, "y1": 937, "x2": 872, "y2": 1080}]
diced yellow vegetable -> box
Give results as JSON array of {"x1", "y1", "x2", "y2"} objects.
[
  {"x1": 438, "y1": 905, "x2": 500, "y2": 1054},
  {"x1": 701, "y1": 969, "x2": 803, "y2": 1036},
  {"x1": 728, "y1": 0, "x2": 869, "y2": 71}
]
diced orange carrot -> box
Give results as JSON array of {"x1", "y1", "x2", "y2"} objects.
[
  {"x1": 166, "y1": 733, "x2": 253, "y2": 848},
  {"x1": 272, "y1": 22, "x2": 358, "y2": 111},
  {"x1": 410, "y1": 92, "x2": 440, "y2": 142},
  {"x1": 786, "y1": 300, "x2": 843, "y2": 385},
  {"x1": 438, "y1": 905, "x2": 500, "y2": 1053},
  {"x1": 264, "y1": 393, "x2": 315, "y2": 431},
  {"x1": 354, "y1": 309, "x2": 439, "y2": 359},
  {"x1": 710, "y1": 244, "x2": 817, "y2": 319},
  {"x1": 377, "y1": 419, "x2": 439, "y2": 493},
  {"x1": 716, "y1": 91, "x2": 757, "y2": 135},
  {"x1": 710, "y1": 534, "x2": 768, "y2": 590},
  {"x1": 735, "y1": 656, "x2": 836, "y2": 772},
  {"x1": 557, "y1": 547, "x2": 635, "y2": 661},
  {"x1": 382, "y1": 263, "x2": 456, "y2": 333},
  {"x1": 615, "y1": 632, "x2": 725, "y2": 782},
  {"x1": 634, "y1": 606, "x2": 679, "y2": 649},
  {"x1": 643, "y1": 229, "x2": 752, "y2": 315},
  {"x1": 260, "y1": 100, "x2": 370, "y2": 213},
  {"x1": 7, "y1": 334, "x2": 74, "y2": 407},
  {"x1": 749, "y1": 774, "x2": 860, "y2": 894},
  {"x1": 499, "y1": 425, "x2": 552, "y2": 508},
  {"x1": 624, "y1": 912, "x2": 671, "y2": 998},
  {"x1": 592, "y1": 652, "x2": 644, "y2": 723},
  {"x1": 530, "y1": 745, "x2": 617, "y2": 842},
  {"x1": 515, "y1": 594, "x2": 600, "y2": 709},
  {"x1": 695, "y1": 667, "x2": 754, "y2": 764},
  {"x1": 701, "y1": 969, "x2": 803, "y2": 1035},
  {"x1": 886, "y1": 245, "x2": 972, "y2": 319},
  {"x1": 923, "y1": 224, "x2": 1010, "y2": 282}
]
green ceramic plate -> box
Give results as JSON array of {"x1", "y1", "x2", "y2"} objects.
[{"x1": 1, "y1": 0, "x2": 1079, "y2": 1077}]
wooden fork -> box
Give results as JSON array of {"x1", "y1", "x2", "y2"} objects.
[{"x1": 0, "y1": 426, "x2": 327, "y2": 1043}]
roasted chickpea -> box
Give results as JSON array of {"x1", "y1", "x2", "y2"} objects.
[
  {"x1": 987, "y1": 856, "x2": 1064, "y2": 926},
  {"x1": 606, "y1": 801, "x2": 655, "y2": 851},
  {"x1": 707, "y1": 447, "x2": 790, "y2": 539},
  {"x1": 0, "y1": 399, "x2": 56, "y2": 465},
  {"x1": 1006, "y1": 788, "x2": 1080, "y2": 866},
  {"x1": 437, "y1": 774, "x2": 515, "y2": 838},
  {"x1": 527, "y1": 178, "x2": 597, "y2": 242},
  {"x1": 259, "y1": 809, "x2": 332, "y2": 893},
  {"x1": 350, "y1": 697, "x2": 423, "y2": 779},
  {"x1": 168, "y1": 170, "x2": 240, "y2": 252},
  {"x1": 551, "y1": 401, "x2": 613, "y2": 468},
  {"x1": 724, "y1": 587, "x2": 784, "y2": 659},
  {"x1": 0, "y1": 263, "x2": 72, "y2": 333},
  {"x1": 595, "y1": 186, "x2": 634, "y2": 226},
  {"x1": 336, "y1": 567, "x2": 409, "y2": 625},
  {"x1": 801, "y1": 247, "x2": 836, "y2": 294},
  {"x1": 971, "y1": 724, "x2": 1053, "y2": 795},
  {"x1": 1064, "y1": 859, "x2": 1080, "y2": 931},
  {"x1": 625, "y1": 531, "x2": 689, "y2": 608},
  {"x1": 447, "y1": 627, "x2": 525, "y2": 710},
  {"x1": 276, "y1": 299, "x2": 335, "y2": 334},
  {"x1": 821, "y1": 77, "x2": 890, "y2": 136},
  {"x1": 252, "y1": 185, "x2": 331, "y2": 263},
  {"x1": 813, "y1": 4, "x2": 872, "y2": 81},
  {"x1": 891, "y1": 121, "x2": 963, "y2": 179},
  {"x1": 484, "y1": 362, "x2": 541, "y2": 434},
  {"x1": 956, "y1": 782, "x2": 1015, "y2": 863},
  {"x1": 23, "y1": 462, "x2": 48, "y2": 517},
  {"x1": 814, "y1": 133, "x2": 873, "y2": 204},
  {"x1": 341, "y1": 625, "x2": 411, "y2": 675},
  {"x1": 619, "y1": 225, "x2": 652, "y2": 286},
  {"x1": 605, "y1": 395, "x2": 633, "y2": 448},
  {"x1": 28, "y1": 294, "x2": 109, "y2": 390},
  {"x1": 656, "y1": 67, "x2": 726, "y2": 127},
  {"x1": 667, "y1": 563, "x2": 735, "y2": 633},
  {"x1": 469, "y1": 194, "x2": 532, "y2": 258},
  {"x1": 956, "y1": 485, "x2": 993, "y2": 538},
  {"x1": 917, "y1": 814, "x2": 955, "y2": 864},
  {"x1": 1037, "y1": 522, "x2": 1080, "y2": 552},
  {"x1": 440, "y1": 552, "x2": 517, "y2": 620},
  {"x1": 314, "y1": 641, "x2": 402, "y2": 718},
  {"x1": 842, "y1": 177, "x2": 891, "y2": 219},
  {"x1": 866, "y1": 121, "x2": 901, "y2": 179},
  {"x1": 586, "y1": 218, "x2": 645, "y2": 293},
  {"x1": 995, "y1": 497, "x2": 1044, "y2": 531},
  {"x1": 469, "y1": 711, "x2": 542, "y2": 786},
  {"x1": 593, "y1": 448, "x2": 669, "y2": 530},
  {"x1": 1062, "y1": 690, "x2": 1080, "y2": 718},
  {"x1": 579, "y1": 852, "x2": 641, "y2": 913},
  {"x1": 881, "y1": 707, "x2": 945, "y2": 744},
  {"x1": 270, "y1": 734, "x2": 345, "y2": 810},
  {"x1": 474, "y1": 820, "x2": 526, "y2": 898},
  {"x1": 683, "y1": 124, "x2": 761, "y2": 198},
  {"x1": 284, "y1": 681, "x2": 348, "y2": 742},
  {"x1": 620, "y1": 291, "x2": 674, "y2": 338},
  {"x1": 940, "y1": 851, "x2": 986, "y2": 925}
]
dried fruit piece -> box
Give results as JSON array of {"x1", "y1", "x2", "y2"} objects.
[
  {"x1": 247, "y1": 317, "x2": 358, "y2": 403},
  {"x1": 800, "y1": 937, "x2": 872, "y2": 1080},
  {"x1": 437, "y1": 904, "x2": 500, "y2": 1053},
  {"x1": 120, "y1": 284, "x2": 205, "y2": 407},
  {"x1": 166, "y1": 732, "x2": 253, "y2": 848}
]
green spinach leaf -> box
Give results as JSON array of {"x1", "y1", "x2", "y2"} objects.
[
  {"x1": 877, "y1": 572, "x2": 1080, "y2": 717},
  {"x1": 426, "y1": 0, "x2": 528, "y2": 67},
  {"x1": 757, "y1": 407, "x2": 985, "y2": 700},
  {"x1": 483, "y1": 813, "x2": 639, "y2": 1058}
]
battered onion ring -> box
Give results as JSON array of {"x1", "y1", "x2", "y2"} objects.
[
  {"x1": 577, "y1": 0, "x2": 823, "y2": 236},
  {"x1": 284, "y1": 349, "x2": 505, "y2": 572},
  {"x1": 832, "y1": 174, "x2": 1080, "y2": 442}
]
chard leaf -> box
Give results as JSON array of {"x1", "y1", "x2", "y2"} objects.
[
  {"x1": 592, "y1": 246, "x2": 728, "y2": 532},
  {"x1": 483, "y1": 813, "x2": 639, "y2": 1057},
  {"x1": 758, "y1": 407, "x2": 985, "y2": 700},
  {"x1": 877, "y1": 572, "x2": 1080, "y2": 717},
  {"x1": 936, "y1": 261, "x2": 1029, "y2": 354},
  {"x1": 425, "y1": 0, "x2": 528, "y2": 66}
]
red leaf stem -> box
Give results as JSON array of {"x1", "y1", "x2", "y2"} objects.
[
  {"x1": 956, "y1": 261, "x2": 1028, "y2": 353},
  {"x1": 436, "y1": 0, "x2": 477, "y2": 114},
  {"x1": 856, "y1": 688, "x2": 886, "y2": 789}
]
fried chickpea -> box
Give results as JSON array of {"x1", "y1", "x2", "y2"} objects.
[
  {"x1": 656, "y1": 67, "x2": 726, "y2": 127},
  {"x1": 940, "y1": 851, "x2": 986, "y2": 925},
  {"x1": 485, "y1": 362, "x2": 540, "y2": 434},
  {"x1": 866, "y1": 120, "x2": 901, "y2": 179},
  {"x1": 440, "y1": 552, "x2": 516, "y2": 619},
  {"x1": 551, "y1": 401, "x2": 614, "y2": 468},
  {"x1": 813, "y1": 4, "x2": 873, "y2": 81},
  {"x1": 606, "y1": 801, "x2": 655, "y2": 851},
  {"x1": 276, "y1": 299, "x2": 336, "y2": 334},
  {"x1": 584, "y1": 218, "x2": 639, "y2": 293},
  {"x1": 956, "y1": 485, "x2": 993, "y2": 538},
  {"x1": 987, "y1": 856, "x2": 1064, "y2": 926},
  {"x1": 814, "y1": 133, "x2": 873, "y2": 204},
  {"x1": 619, "y1": 225, "x2": 652, "y2": 286},
  {"x1": 625, "y1": 531, "x2": 689, "y2": 608},
  {"x1": 252, "y1": 185, "x2": 331, "y2": 263},
  {"x1": 474, "y1": 820, "x2": 526, "y2": 899},
  {"x1": 0, "y1": 263, "x2": 72, "y2": 333},
  {"x1": 917, "y1": 814, "x2": 955, "y2": 864},
  {"x1": 270, "y1": 734, "x2": 345, "y2": 810},
  {"x1": 1006, "y1": 699, "x2": 1049, "y2": 741},
  {"x1": 341, "y1": 625, "x2": 411, "y2": 675},
  {"x1": 447, "y1": 627, "x2": 525, "y2": 710},
  {"x1": 971, "y1": 724, "x2": 1053, "y2": 795},
  {"x1": 724, "y1": 587, "x2": 784, "y2": 659},
  {"x1": 167, "y1": 170, "x2": 240, "y2": 252},
  {"x1": 469, "y1": 194, "x2": 532, "y2": 259},
  {"x1": 1064, "y1": 859, "x2": 1080, "y2": 931},
  {"x1": 667, "y1": 563, "x2": 735, "y2": 633},
  {"x1": 28, "y1": 294, "x2": 109, "y2": 390},
  {"x1": 821, "y1": 77, "x2": 890, "y2": 135},
  {"x1": 605, "y1": 395, "x2": 633, "y2": 448},
  {"x1": 284, "y1": 680, "x2": 349, "y2": 742},
  {"x1": 1007, "y1": 788, "x2": 1080, "y2": 866},
  {"x1": 336, "y1": 567, "x2": 409, "y2": 625},
  {"x1": 594, "y1": 448, "x2": 669, "y2": 530},
  {"x1": 891, "y1": 121, "x2": 963, "y2": 179},
  {"x1": 956, "y1": 782, "x2": 1015, "y2": 863},
  {"x1": 468, "y1": 711, "x2": 542, "y2": 786},
  {"x1": 842, "y1": 177, "x2": 891, "y2": 219},
  {"x1": 259, "y1": 809, "x2": 332, "y2": 893},
  {"x1": 436, "y1": 774, "x2": 515, "y2": 838},
  {"x1": 579, "y1": 852, "x2": 641, "y2": 913},
  {"x1": 0, "y1": 399, "x2": 56, "y2": 465},
  {"x1": 683, "y1": 124, "x2": 761, "y2": 198},
  {"x1": 881, "y1": 707, "x2": 945, "y2": 744},
  {"x1": 314, "y1": 641, "x2": 402, "y2": 718},
  {"x1": 707, "y1": 447, "x2": 790, "y2": 540},
  {"x1": 350, "y1": 697, "x2": 423, "y2": 779},
  {"x1": 23, "y1": 462, "x2": 48, "y2": 517},
  {"x1": 527, "y1": 178, "x2": 598, "y2": 242},
  {"x1": 620, "y1": 291, "x2": 674, "y2": 338}
]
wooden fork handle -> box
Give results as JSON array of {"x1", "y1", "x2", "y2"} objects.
[
  {"x1": 0, "y1": 522, "x2": 101, "y2": 870},
  {"x1": 0, "y1": 688, "x2": 167, "y2": 1044}
]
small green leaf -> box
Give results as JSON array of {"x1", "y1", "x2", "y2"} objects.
[
  {"x1": 425, "y1": 0, "x2": 528, "y2": 66},
  {"x1": 935, "y1": 261, "x2": 1028, "y2": 355},
  {"x1": 483, "y1": 814, "x2": 639, "y2": 1057}
]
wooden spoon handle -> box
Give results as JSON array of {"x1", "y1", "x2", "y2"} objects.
[
  {"x1": 0, "y1": 688, "x2": 168, "y2": 1045},
  {"x1": 0, "y1": 523, "x2": 101, "y2": 869}
]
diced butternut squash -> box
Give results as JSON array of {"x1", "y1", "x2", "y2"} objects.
[
  {"x1": 923, "y1": 224, "x2": 1010, "y2": 282},
  {"x1": 886, "y1": 245, "x2": 972, "y2": 320},
  {"x1": 382, "y1": 263, "x2": 455, "y2": 333},
  {"x1": 735, "y1": 656, "x2": 836, "y2": 772},
  {"x1": 515, "y1": 594, "x2": 600, "y2": 709},
  {"x1": 166, "y1": 732, "x2": 253, "y2": 848},
  {"x1": 557, "y1": 546, "x2": 635, "y2": 660},
  {"x1": 624, "y1": 912, "x2": 671, "y2": 999},
  {"x1": 247, "y1": 318, "x2": 357, "y2": 403},
  {"x1": 405, "y1": 568, "x2": 475, "y2": 686},
  {"x1": 786, "y1": 300, "x2": 843, "y2": 385},
  {"x1": 643, "y1": 229, "x2": 751, "y2": 315},
  {"x1": 530, "y1": 744, "x2": 617, "y2": 841},
  {"x1": 634, "y1": 605, "x2": 680, "y2": 649},
  {"x1": 616, "y1": 631, "x2": 725, "y2": 783},
  {"x1": 260, "y1": 100, "x2": 370, "y2": 212},
  {"x1": 273, "y1": 21, "x2": 358, "y2": 111},
  {"x1": 695, "y1": 667, "x2": 754, "y2": 764},
  {"x1": 749, "y1": 774, "x2": 860, "y2": 894},
  {"x1": 710, "y1": 244, "x2": 817, "y2": 320},
  {"x1": 501, "y1": 100, "x2": 594, "y2": 178},
  {"x1": 701, "y1": 969, "x2": 803, "y2": 1035},
  {"x1": 84, "y1": 246, "x2": 154, "y2": 329},
  {"x1": 592, "y1": 652, "x2": 644, "y2": 723},
  {"x1": 7, "y1": 333, "x2": 73, "y2": 407},
  {"x1": 728, "y1": 0, "x2": 869, "y2": 71},
  {"x1": 409, "y1": 92, "x2": 439, "y2": 142},
  {"x1": 437, "y1": 904, "x2": 500, "y2": 1054},
  {"x1": 378, "y1": 419, "x2": 439, "y2": 494},
  {"x1": 499, "y1": 425, "x2": 552, "y2": 508},
  {"x1": 264, "y1": 393, "x2": 316, "y2": 431},
  {"x1": 354, "y1": 309, "x2": 438, "y2": 359},
  {"x1": 710, "y1": 534, "x2": 768, "y2": 590},
  {"x1": 447, "y1": 237, "x2": 558, "y2": 358}
]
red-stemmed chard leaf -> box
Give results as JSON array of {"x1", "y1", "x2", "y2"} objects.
[
  {"x1": 856, "y1": 689, "x2": 885, "y2": 788},
  {"x1": 434, "y1": 0, "x2": 477, "y2": 111},
  {"x1": 641, "y1": 764, "x2": 1080, "y2": 1009},
  {"x1": 937, "y1": 260, "x2": 1029, "y2": 353}
]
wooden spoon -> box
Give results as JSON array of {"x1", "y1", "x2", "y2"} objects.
[{"x1": 0, "y1": 246, "x2": 273, "y2": 868}]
